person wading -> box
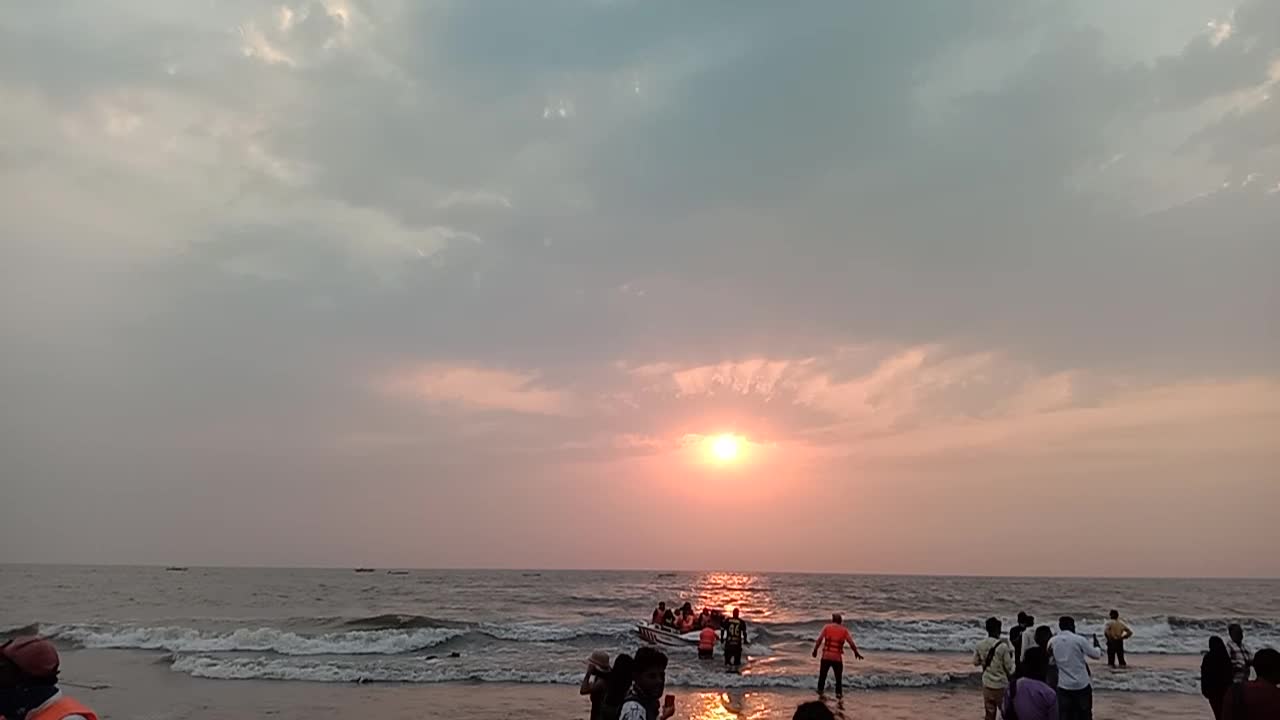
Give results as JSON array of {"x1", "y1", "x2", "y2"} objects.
[{"x1": 812, "y1": 613, "x2": 863, "y2": 699}]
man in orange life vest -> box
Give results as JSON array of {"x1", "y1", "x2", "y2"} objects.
[
  {"x1": 812, "y1": 613, "x2": 864, "y2": 698},
  {"x1": 0, "y1": 636, "x2": 97, "y2": 720},
  {"x1": 698, "y1": 625, "x2": 718, "y2": 660}
]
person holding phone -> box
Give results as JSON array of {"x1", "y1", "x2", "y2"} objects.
[{"x1": 620, "y1": 647, "x2": 675, "y2": 720}]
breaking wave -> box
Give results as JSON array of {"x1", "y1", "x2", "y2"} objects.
[
  {"x1": 168, "y1": 654, "x2": 977, "y2": 690},
  {"x1": 40, "y1": 613, "x2": 1280, "y2": 656},
  {"x1": 759, "y1": 616, "x2": 1280, "y2": 655},
  {"x1": 47, "y1": 624, "x2": 463, "y2": 656}
]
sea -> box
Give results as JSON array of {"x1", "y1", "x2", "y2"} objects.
[{"x1": 3, "y1": 566, "x2": 1277, "y2": 715}]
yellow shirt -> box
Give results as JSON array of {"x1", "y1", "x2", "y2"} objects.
[
  {"x1": 974, "y1": 637, "x2": 1015, "y2": 689},
  {"x1": 1104, "y1": 619, "x2": 1131, "y2": 641}
]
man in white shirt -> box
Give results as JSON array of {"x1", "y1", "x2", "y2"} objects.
[
  {"x1": 1047, "y1": 616, "x2": 1103, "y2": 720},
  {"x1": 1018, "y1": 614, "x2": 1037, "y2": 664}
]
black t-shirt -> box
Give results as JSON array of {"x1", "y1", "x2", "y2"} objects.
[{"x1": 723, "y1": 617, "x2": 747, "y2": 645}]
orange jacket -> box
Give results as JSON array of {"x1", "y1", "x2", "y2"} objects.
[
  {"x1": 699, "y1": 627, "x2": 717, "y2": 650},
  {"x1": 817, "y1": 623, "x2": 853, "y2": 661},
  {"x1": 27, "y1": 695, "x2": 98, "y2": 720}
]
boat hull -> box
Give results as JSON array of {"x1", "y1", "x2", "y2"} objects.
[{"x1": 635, "y1": 623, "x2": 701, "y2": 646}]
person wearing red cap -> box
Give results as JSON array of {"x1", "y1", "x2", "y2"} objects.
[{"x1": 0, "y1": 637, "x2": 97, "y2": 720}]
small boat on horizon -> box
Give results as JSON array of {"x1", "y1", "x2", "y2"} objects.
[
  {"x1": 165, "y1": 567, "x2": 188, "y2": 572},
  {"x1": 354, "y1": 568, "x2": 376, "y2": 573}
]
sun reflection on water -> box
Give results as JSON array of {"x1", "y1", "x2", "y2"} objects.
[{"x1": 687, "y1": 572, "x2": 778, "y2": 622}]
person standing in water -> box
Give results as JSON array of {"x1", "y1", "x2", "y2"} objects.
[
  {"x1": 721, "y1": 608, "x2": 749, "y2": 669},
  {"x1": 974, "y1": 617, "x2": 1015, "y2": 720},
  {"x1": 698, "y1": 624, "x2": 718, "y2": 660},
  {"x1": 813, "y1": 613, "x2": 863, "y2": 698},
  {"x1": 1103, "y1": 609, "x2": 1133, "y2": 668}
]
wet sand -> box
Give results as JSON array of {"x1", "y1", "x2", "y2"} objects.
[{"x1": 63, "y1": 648, "x2": 1207, "y2": 719}]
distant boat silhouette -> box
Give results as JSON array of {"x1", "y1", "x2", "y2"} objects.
[
  {"x1": 165, "y1": 567, "x2": 188, "y2": 572},
  {"x1": 387, "y1": 570, "x2": 409, "y2": 575},
  {"x1": 354, "y1": 568, "x2": 376, "y2": 573}
]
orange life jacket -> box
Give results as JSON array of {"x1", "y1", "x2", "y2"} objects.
[
  {"x1": 28, "y1": 695, "x2": 99, "y2": 720},
  {"x1": 819, "y1": 623, "x2": 851, "y2": 661},
  {"x1": 698, "y1": 627, "x2": 717, "y2": 650}
]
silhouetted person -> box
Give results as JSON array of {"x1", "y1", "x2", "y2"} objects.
[
  {"x1": 1227, "y1": 624, "x2": 1254, "y2": 683},
  {"x1": 599, "y1": 653, "x2": 633, "y2": 720},
  {"x1": 1222, "y1": 647, "x2": 1280, "y2": 720},
  {"x1": 621, "y1": 647, "x2": 674, "y2": 720},
  {"x1": 1202, "y1": 636, "x2": 1235, "y2": 720},
  {"x1": 1011, "y1": 611, "x2": 1030, "y2": 671},
  {"x1": 1047, "y1": 616, "x2": 1102, "y2": 720},
  {"x1": 581, "y1": 651, "x2": 611, "y2": 720},
  {"x1": 792, "y1": 700, "x2": 836, "y2": 720},
  {"x1": 721, "y1": 608, "x2": 749, "y2": 670},
  {"x1": 0, "y1": 636, "x2": 97, "y2": 720},
  {"x1": 1033, "y1": 625, "x2": 1057, "y2": 689},
  {"x1": 1003, "y1": 647, "x2": 1057, "y2": 720},
  {"x1": 974, "y1": 617, "x2": 1014, "y2": 720}
]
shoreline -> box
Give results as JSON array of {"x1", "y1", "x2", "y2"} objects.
[{"x1": 63, "y1": 648, "x2": 1209, "y2": 720}]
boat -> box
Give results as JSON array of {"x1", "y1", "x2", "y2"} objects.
[
  {"x1": 165, "y1": 566, "x2": 188, "y2": 572},
  {"x1": 635, "y1": 622, "x2": 703, "y2": 647},
  {"x1": 354, "y1": 568, "x2": 376, "y2": 573},
  {"x1": 387, "y1": 570, "x2": 409, "y2": 575}
]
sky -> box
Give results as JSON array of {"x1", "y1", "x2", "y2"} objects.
[{"x1": 1, "y1": 1, "x2": 1277, "y2": 577}]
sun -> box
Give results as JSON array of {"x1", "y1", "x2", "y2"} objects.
[{"x1": 709, "y1": 434, "x2": 743, "y2": 463}]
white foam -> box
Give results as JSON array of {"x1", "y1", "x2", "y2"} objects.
[
  {"x1": 766, "y1": 617, "x2": 1280, "y2": 655},
  {"x1": 51, "y1": 624, "x2": 462, "y2": 655},
  {"x1": 170, "y1": 655, "x2": 583, "y2": 684}
]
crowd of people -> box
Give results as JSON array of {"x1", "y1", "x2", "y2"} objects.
[
  {"x1": 972, "y1": 611, "x2": 1280, "y2": 720},
  {"x1": 649, "y1": 602, "x2": 725, "y2": 634},
  {"x1": 1200, "y1": 624, "x2": 1280, "y2": 720},
  {"x1": 588, "y1": 605, "x2": 1280, "y2": 720}
]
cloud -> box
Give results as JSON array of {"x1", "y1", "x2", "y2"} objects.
[
  {"x1": 378, "y1": 365, "x2": 572, "y2": 416},
  {"x1": 2, "y1": 0, "x2": 1279, "y2": 573}
]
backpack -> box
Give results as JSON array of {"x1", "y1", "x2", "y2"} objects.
[{"x1": 984, "y1": 639, "x2": 1008, "y2": 671}]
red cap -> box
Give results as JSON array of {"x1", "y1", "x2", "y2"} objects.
[{"x1": 1, "y1": 636, "x2": 60, "y2": 680}]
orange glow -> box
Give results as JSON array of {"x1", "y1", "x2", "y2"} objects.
[{"x1": 708, "y1": 433, "x2": 743, "y2": 463}]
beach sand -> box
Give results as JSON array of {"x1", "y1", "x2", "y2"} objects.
[{"x1": 65, "y1": 648, "x2": 1206, "y2": 720}]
